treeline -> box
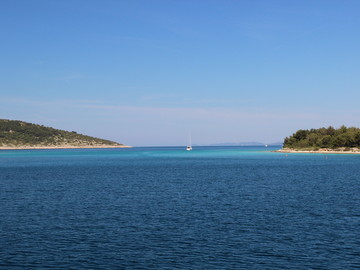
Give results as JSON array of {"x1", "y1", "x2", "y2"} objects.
[
  {"x1": 0, "y1": 119, "x2": 122, "y2": 146},
  {"x1": 283, "y1": 126, "x2": 360, "y2": 149}
]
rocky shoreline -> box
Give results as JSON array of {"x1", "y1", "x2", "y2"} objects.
[
  {"x1": 274, "y1": 148, "x2": 360, "y2": 154},
  {"x1": 0, "y1": 145, "x2": 132, "y2": 150}
]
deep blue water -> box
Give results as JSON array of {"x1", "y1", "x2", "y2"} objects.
[{"x1": 1, "y1": 146, "x2": 359, "y2": 269}]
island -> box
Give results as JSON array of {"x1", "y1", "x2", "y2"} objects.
[
  {"x1": 0, "y1": 119, "x2": 131, "y2": 149},
  {"x1": 276, "y1": 126, "x2": 360, "y2": 154}
]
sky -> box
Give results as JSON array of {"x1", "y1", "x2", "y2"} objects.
[{"x1": 1, "y1": 0, "x2": 360, "y2": 146}]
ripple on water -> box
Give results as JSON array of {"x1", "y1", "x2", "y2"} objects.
[{"x1": 0, "y1": 147, "x2": 360, "y2": 269}]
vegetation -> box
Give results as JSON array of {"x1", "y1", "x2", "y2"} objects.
[
  {"x1": 283, "y1": 126, "x2": 360, "y2": 150},
  {"x1": 0, "y1": 119, "x2": 124, "y2": 148}
]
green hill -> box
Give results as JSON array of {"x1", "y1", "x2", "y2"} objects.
[
  {"x1": 0, "y1": 119, "x2": 128, "y2": 149},
  {"x1": 283, "y1": 125, "x2": 360, "y2": 150}
]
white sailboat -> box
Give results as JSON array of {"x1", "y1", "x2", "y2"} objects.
[{"x1": 186, "y1": 132, "x2": 192, "y2": 151}]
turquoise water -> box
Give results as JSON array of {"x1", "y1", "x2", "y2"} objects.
[{"x1": 1, "y1": 146, "x2": 359, "y2": 269}]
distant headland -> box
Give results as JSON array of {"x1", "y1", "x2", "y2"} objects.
[
  {"x1": 276, "y1": 126, "x2": 360, "y2": 154},
  {"x1": 0, "y1": 119, "x2": 131, "y2": 149}
]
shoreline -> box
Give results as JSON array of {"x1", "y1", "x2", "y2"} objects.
[
  {"x1": 0, "y1": 145, "x2": 132, "y2": 150},
  {"x1": 274, "y1": 148, "x2": 360, "y2": 154}
]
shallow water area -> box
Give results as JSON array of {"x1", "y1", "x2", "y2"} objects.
[{"x1": 1, "y1": 146, "x2": 359, "y2": 269}]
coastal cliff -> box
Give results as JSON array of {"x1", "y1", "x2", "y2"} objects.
[{"x1": 0, "y1": 119, "x2": 130, "y2": 149}]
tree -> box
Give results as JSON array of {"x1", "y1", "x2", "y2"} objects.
[{"x1": 283, "y1": 126, "x2": 360, "y2": 149}]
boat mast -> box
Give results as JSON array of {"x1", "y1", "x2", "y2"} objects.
[{"x1": 188, "y1": 131, "x2": 192, "y2": 147}]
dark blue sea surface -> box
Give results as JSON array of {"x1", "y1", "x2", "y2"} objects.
[{"x1": 1, "y1": 146, "x2": 359, "y2": 269}]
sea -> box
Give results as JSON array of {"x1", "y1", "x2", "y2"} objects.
[{"x1": 0, "y1": 146, "x2": 359, "y2": 269}]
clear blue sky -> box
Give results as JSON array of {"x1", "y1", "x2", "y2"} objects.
[{"x1": 1, "y1": 0, "x2": 360, "y2": 146}]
